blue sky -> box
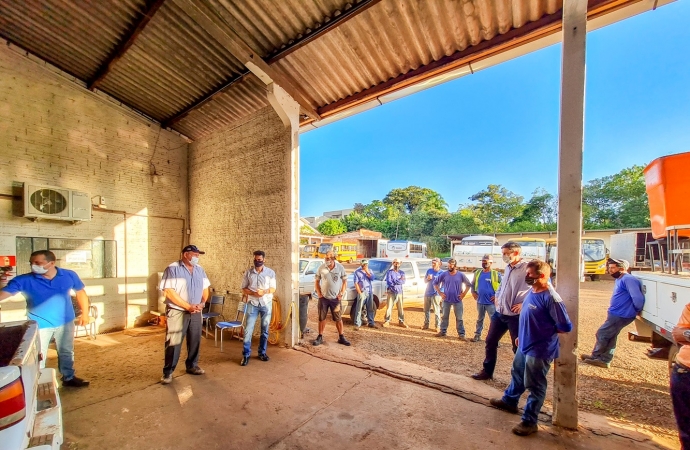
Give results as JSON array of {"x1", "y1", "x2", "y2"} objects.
[{"x1": 299, "y1": 1, "x2": 690, "y2": 217}]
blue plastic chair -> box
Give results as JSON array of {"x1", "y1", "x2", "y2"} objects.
[
  {"x1": 215, "y1": 301, "x2": 248, "y2": 352},
  {"x1": 202, "y1": 295, "x2": 225, "y2": 338}
]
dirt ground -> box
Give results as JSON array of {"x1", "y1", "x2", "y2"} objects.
[{"x1": 300, "y1": 278, "x2": 676, "y2": 442}]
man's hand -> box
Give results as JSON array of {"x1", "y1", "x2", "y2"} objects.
[
  {"x1": 457, "y1": 294, "x2": 463, "y2": 301},
  {"x1": 672, "y1": 327, "x2": 690, "y2": 345},
  {"x1": 77, "y1": 315, "x2": 88, "y2": 326},
  {"x1": 439, "y1": 293, "x2": 447, "y2": 300},
  {"x1": 511, "y1": 303, "x2": 523, "y2": 314},
  {"x1": 472, "y1": 293, "x2": 478, "y2": 300},
  {"x1": 490, "y1": 295, "x2": 496, "y2": 303},
  {"x1": 515, "y1": 337, "x2": 519, "y2": 347},
  {"x1": 337, "y1": 292, "x2": 344, "y2": 300},
  {"x1": 256, "y1": 289, "x2": 265, "y2": 296}
]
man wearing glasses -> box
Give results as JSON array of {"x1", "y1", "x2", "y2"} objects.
[{"x1": 313, "y1": 251, "x2": 351, "y2": 346}]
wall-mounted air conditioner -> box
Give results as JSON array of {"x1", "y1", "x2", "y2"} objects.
[{"x1": 23, "y1": 183, "x2": 91, "y2": 221}]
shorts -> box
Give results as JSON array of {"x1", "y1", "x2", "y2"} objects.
[{"x1": 318, "y1": 297, "x2": 342, "y2": 322}]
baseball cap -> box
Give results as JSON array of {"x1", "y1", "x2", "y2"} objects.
[
  {"x1": 609, "y1": 258, "x2": 629, "y2": 270},
  {"x1": 482, "y1": 254, "x2": 493, "y2": 261},
  {"x1": 360, "y1": 259, "x2": 369, "y2": 265},
  {"x1": 182, "y1": 244, "x2": 205, "y2": 254}
]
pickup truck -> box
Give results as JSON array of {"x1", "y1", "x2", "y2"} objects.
[{"x1": 0, "y1": 320, "x2": 63, "y2": 450}]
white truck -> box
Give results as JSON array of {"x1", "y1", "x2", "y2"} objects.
[
  {"x1": 0, "y1": 320, "x2": 63, "y2": 450},
  {"x1": 609, "y1": 231, "x2": 657, "y2": 270}
]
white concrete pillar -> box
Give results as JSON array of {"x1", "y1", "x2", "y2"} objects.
[
  {"x1": 553, "y1": 0, "x2": 587, "y2": 429},
  {"x1": 267, "y1": 83, "x2": 301, "y2": 348}
]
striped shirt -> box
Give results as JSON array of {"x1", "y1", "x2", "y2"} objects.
[{"x1": 160, "y1": 261, "x2": 211, "y2": 311}]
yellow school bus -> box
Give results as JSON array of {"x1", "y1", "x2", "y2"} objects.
[
  {"x1": 317, "y1": 242, "x2": 358, "y2": 263},
  {"x1": 300, "y1": 244, "x2": 318, "y2": 258},
  {"x1": 545, "y1": 237, "x2": 608, "y2": 281}
]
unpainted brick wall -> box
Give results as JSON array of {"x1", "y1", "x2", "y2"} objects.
[
  {"x1": 188, "y1": 106, "x2": 295, "y2": 323},
  {"x1": 0, "y1": 44, "x2": 189, "y2": 331}
]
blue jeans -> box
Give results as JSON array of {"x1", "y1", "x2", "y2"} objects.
[
  {"x1": 475, "y1": 303, "x2": 496, "y2": 337},
  {"x1": 39, "y1": 321, "x2": 76, "y2": 380},
  {"x1": 424, "y1": 295, "x2": 441, "y2": 328},
  {"x1": 440, "y1": 301, "x2": 465, "y2": 336},
  {"x1": 243, "y1": 301, "x2": 272, "y2": 357},
  {"x1": 502, "y1": 349, "x2": 552, "y2": 425},
  {"x1": 354, "y1": 291, "x2": 375, "y2": 327},
  {"x1": 590, "y1": 313, "x2": 635, "y2": 363},
  {"x1": 671, "y1": 363, "x2": 690, "y2": 450}
]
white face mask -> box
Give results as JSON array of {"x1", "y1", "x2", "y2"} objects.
[
  {"x1": 502, "y1": 254, "x2": 512, "y2": 264},
  {"x1": 190, "y1": 256, "x2": 199, "y2": 266},
  {"x1": 31, "y1": 264, "x2": 49, "y2": 275}
]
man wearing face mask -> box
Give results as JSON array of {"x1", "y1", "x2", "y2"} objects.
[
  {"x1": 313, "y1": 251, "x2": 351, "y2": 346},
  {"x1": 434, "y1": 259, "x2": 471, "y2": 339},
  {"x1": 471, "y1": 254, "x2": 502, "y2": 342},
  {"x1": 472, "y1": 242, "x2": 530, "y2": 381},
  {"x1": 383, "y1": 258, "x2": 409, "y2": 328},
  {"x1": 490, "y1": 260, "x2": 572, "y2": 436},
  {"x1": 580, "y1": 258, "x2": 644, "y2": 368},
  {"x1": 0, "y1": 250, "x2": 91, "y2": 387},
  {"x1": 240, "y1": 250, "x2": 276, "y2": 366},
  {"x1": 159, "y1": 245, "x2": 210, "y2": 384}
]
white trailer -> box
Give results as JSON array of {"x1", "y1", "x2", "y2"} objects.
[{"x1": 609, "y1": 231, "x2": 657, "y2": 270}]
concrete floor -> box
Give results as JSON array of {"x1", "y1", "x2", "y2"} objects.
[{"x1": 61, "y1": 335, "x2": 674, "y2": 450}]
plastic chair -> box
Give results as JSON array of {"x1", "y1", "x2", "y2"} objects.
[
  {"x1": 74, "y1": 304, "x2": 98, "y2": 340},
  {"x1": 215, "y1": 301, "x2": 248, "y2": 352},
  {"x1": 202, "y1": 295, "x2": 225, "y2": 338}
]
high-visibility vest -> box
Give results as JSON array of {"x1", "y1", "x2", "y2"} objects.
[{"x1": 473, "y1": 269, "x2": 500, "y2": 292}]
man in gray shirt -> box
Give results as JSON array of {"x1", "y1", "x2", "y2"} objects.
[
  {"x1": 472, "y1": 242, "x2": 530, "y2": 380},
  {"x1": 313, "y1": 251, "x2": 351, "y2": 347}
]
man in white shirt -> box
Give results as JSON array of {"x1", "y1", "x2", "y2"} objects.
[{"x1": 240, "y1": 250, "x2": 276, "y2": 366}]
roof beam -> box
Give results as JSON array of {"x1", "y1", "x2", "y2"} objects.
[
  {"x1": 87, "y1": 0, "x2": 167, "y2": 91},
  {"x1": 176, "y1": 0, "x2": 320, "y2": 121}
]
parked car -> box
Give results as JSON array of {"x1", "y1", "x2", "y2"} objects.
[
  {"x1": 299, "y1": 258, "x2": 322, "y2": 298},
  {"x1": 440, "y1": 257, "x2": 451, "y2": 270}
]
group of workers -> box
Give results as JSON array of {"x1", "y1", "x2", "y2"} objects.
[{"x1": 0, "y1": 243, "x2": 687, "y2": 446}]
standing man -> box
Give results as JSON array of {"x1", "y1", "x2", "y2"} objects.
[
  {"x1": 353, "y1": 260, "x2": 377, "y2": 330},
  {"x1": 581, "y1": 258, "x2": 644, "y2": 368},
  {"x1": 472, "y1": 242, "x2": 529, "y2": 380},
  {"x1": 313, "y1": 251, "x2": 351, "y2": 346},
  {"x1": 0, "y1": 250, "x2": 90, "y2": 387},
  {"x1": 422, "y1": 258, "x2": 443, "y2": 332},
  {"x1": 434, "y1": 259, "x2": 471, "y2": 339},
  {"x1": 160, "y1": 245, "x2": 210, "y2": 384},
  {"x1": 671, "y1": 301, "x2": 690, "y2": 450},
  {"x1": 240, "y1": 250, "x2": 276, "y2": 366},
  {"x1": 471, "y1": 254, "x2": 502, "y2": 342},
  {"x1": 490, "y1": 260, "x2": 572, "y2": 436},
  {"x1": 383, "y1": 259, "x2": 409, "y2": 328}
]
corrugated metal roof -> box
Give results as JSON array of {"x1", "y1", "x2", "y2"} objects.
[{"x1": 0, "y1": 0, "x2": 657, "y2": 140}]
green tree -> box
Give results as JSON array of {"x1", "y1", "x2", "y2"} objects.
[
  {"x1": 300, "y1": 225, "x2": 317, "y2": 235},
  {"x1": 508, "y1": 188, "x2": 557, "y2": 231},
  {"x1": 383, "y1": 186, "x2": 448, "y2": 213},
  {"x1": 467, "y1": 184, "x2": 524, "y2": 233},
  {"x1": 583, "y1": 165, "x2": 650, "y2": 229},
  {"x1": 317, "y1": 219, "x2": 346, "y2": 236}
]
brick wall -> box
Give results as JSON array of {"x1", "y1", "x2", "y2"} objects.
[
  {"x1": 189, "y1": 106, "x2": 295, "y2": 328},
  {"x1": 0, "y1": 44, "x2": 188, "y2": 331}
]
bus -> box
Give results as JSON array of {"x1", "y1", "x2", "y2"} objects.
[
  {"x1": 385, "y1": 240, "x2": 427, "y2": 259},
  {"x1": 546, "y1": 238, "x2": 596, "y2": 281},
  {"x1": 510, "y1": 237, "x2": 547, "y2": 260},
  {"x1": 300, "y1": 244, "x2": 318, "y2": 258},
  {"x1": 452, "y1": 235, "x2": 501, "y2": 271},
  {"x1": 317, "y1": 242, "x2": 358, "y2": 263}
]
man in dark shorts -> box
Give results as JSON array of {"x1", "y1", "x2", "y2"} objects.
[{"x1": 313, "y1": 251, "x2": 351, "y2": 346}]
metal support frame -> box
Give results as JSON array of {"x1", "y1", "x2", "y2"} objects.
[{"x1": 553, "y1": 0, "x2": 587, "y2": 430}]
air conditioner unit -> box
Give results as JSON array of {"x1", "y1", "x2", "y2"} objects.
[{"x1": 23, "y1": 183, "x2": 92, "y2": 221}]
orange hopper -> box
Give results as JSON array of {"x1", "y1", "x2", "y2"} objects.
[{"x1": 643, "y1": 151, "x2": 690, "y2": 239}]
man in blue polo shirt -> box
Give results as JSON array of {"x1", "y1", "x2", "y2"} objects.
[
  {"x1": 490, "y1": 259, "x2": 572, "y2": 436},
  {"x1": 434, "y1": 258, "x2": 471, "y2": 339},
  {"x1": 0, "y1": 250, "x2": 90, "y2": 387},
  {"x1": 422, "y1": 258, "x2": 443, "y2": 332}
]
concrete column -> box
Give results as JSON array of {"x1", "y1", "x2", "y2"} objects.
[
  {"x1": 267, "y1": 83, "x2": 301, "y2": 348},
  {"x1": 554, "y1": 0, "x2": 587, "y2": 429}
]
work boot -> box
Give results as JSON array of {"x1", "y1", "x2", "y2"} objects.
[
  {"x1": 368, "y1": 323, "x2": 379, "y2": 329},
  {"x1": 337, "y1": 335, "x2": 351, "y2": 346},
  {"x1": 512, "y1": 421, "x2": 539, "y2": 436},
  {"x1": 583, "y1": 358, "x2": 610, "y2": 368},
  {"x1": 240, "y1": 356, "x2": 249, "y2": 366},
  {"x1": 489, "y1": 398, "x2": 518, "y2": 414},
  {"x1": 313, "y1": 335, "x2": 324, "y2": 346},
  {"x1": 422, "y1": 324, "x2": 429, "y2": 330},
  {"x1": 258, "y1": 354, "x2": 270, "y2": 362},
  {"x1": 399, "y1": 322, "x2": 409, "y2": 329},
  {"x1": 471, "y1": 370, "x2": 492, "y2": 381},
  {"x1": 160, "y1": 374, "x2": 172, "y2": 385},
  {"x1": 62, "y1": 376, "x2": 90, "y2": 388},
  {"x1": 580, "y1": 353, "x2": 593, "y2": 361},
  {"x1": 458, "y1": 335, "x2": 466, "y2": 341},
  {"x1": 186, "y1": 366, "x2": 205, "y2": 375},
  {"x1": 435, "y1": 332, "x2": 446, "y2": 338},
  {"x1": 471, "y1": 335, "x2": 481, "y2": 342},
  {"x1": 382, "y1": 321, "x2": 390, "y2": 328}
]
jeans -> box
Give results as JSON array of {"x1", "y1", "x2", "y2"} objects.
[
  {"x1": 354, "y1": 291, "x2": 375, "y2": 327},
  {"x1": 423, "y1": 295, "x2": 441, "y2": 328},
  {"x1": 671, "y1": 363, "x2": 690, "y2": 450},
  {"x1": 164, "y1": 308, "x2": 202, "y2": 376},
  {"x1": 502, "y1": 349, "x2": 552, "y2": 425},
  {"x1": 475, "y1": 303, "x2": 496, "y2": 337},
  {"x1": 440, "y1": 301, "x2": 465, "y2": 336},
  {"x1": 384, "y1": 291, "x2": 405, "y2": 323},
  {"x1": 482, "y1": 312, "x2": 520, "y2": 376},
  {"x1": 299, "y1": 294, "x2": 310, "y2": 333},
  {"x1": 39, "y1": 321, "x2": 76, "y2": 380},
  {"x1": 590, "y1": 313, "x2": 635, "y2": 363},
  {"x1": 243, "y1": 301, "x2": 272, "y2": 357}
]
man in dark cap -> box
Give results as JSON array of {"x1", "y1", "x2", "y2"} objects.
[{"x1": 159, "y1": 245, "x2": 211, "y2": 384}]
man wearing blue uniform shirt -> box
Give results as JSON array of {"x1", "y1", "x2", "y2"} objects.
[
  {"x1": 580, "y1": 258, "x2": 644, "y2": 368},
  {"x1": 434, "y1": 259, "x2": 471, "y2": 340},
  {"x1": 422, "y1": 258, "x2": 443, "y2": 332},
  {"x1": 159, "y1": 245, "x2": 211, "y2": 384},
  {"x1": 490, "y1": 259, "x2": 572, "y2": 436},
  {"x1": 352, "y1": 259, "x2": 377, "y2": 330},
  {"x1": 0, "y1": 250, "x2": 90, "y2": 387},
  {"x1": 383, "y1": 259, "x2": 409, "y2": 328},
  {"x1": 471, "y1": 254, "x2": 502, "y2": 342}
]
